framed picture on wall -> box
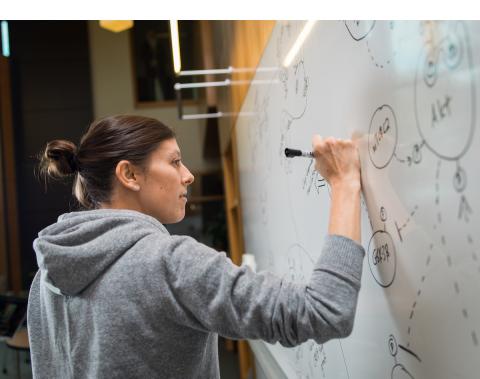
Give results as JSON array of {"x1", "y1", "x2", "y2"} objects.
[{"x1": 130, "y1": 20, "x2": 201, "y2": 107}]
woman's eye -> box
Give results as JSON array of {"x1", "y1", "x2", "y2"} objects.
[{"x1": 173, "y1": 159, "x2": 181, "y2": 167}]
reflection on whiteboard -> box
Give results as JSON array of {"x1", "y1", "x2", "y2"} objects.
[{"x1": 235, "y1": 21, "x2": 479, "y2": 379}]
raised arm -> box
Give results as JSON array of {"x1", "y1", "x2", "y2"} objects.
[
  {"x1": 157, "y1": 134, "x2": 365, "y2": 346},
  {"x1": 312, "y1": 135, "x2": 361, "y2": 243}
]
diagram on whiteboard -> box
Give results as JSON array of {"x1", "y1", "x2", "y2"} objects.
[
  {"x1": 236, "y1": 20, "x2": 480, "y2": 379},
  {"x1": 345, "y1": 20, "x2": 400, "y2": 69}
]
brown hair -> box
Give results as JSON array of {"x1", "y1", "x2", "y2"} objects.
[{"x1": 39, "y1": 114, "x2": 176, "y2": 209}]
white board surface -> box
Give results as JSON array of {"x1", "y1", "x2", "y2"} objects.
[{"x1": 235, "y1": 21, "x2": 480, "y2": 379}]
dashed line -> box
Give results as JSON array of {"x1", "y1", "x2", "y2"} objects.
[
  {"x1": 365, "y1": 39, "x2": 396, "y2": 69},
  {"x1": 454, "y1": 282, "x2": 460, "y2": 294},
  {"x1": 436, "y1": 159, "x2": 442, "y2": 179},
  {"x1": 398, "y1": 205, "x2": 419, "y2": 231},
  {"x1": 434, "y1": 161, "x2": 442, "y2": 227},
  {"x1": 395, "y1": 205, "x2": 419, "y2": 242},
  {"x1": 465, "y1": 234, "x2": 479, "y2": 347},
  {"x1": 406, "y1": 250, "x2": 432, "y2": 347},
  {"x1": 442, "y1": 232, "x2": 478, "y2": 348},
  {"x1": 467, "y1": 234, "x2": 480, "y2": 274},
  {"x1": 424, "y1": 159, "x2": 476, "y2": 349}
]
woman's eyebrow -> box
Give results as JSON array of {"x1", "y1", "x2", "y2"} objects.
[{"x1": 168, "y1": 150, "x2": 181, "y2": 159}]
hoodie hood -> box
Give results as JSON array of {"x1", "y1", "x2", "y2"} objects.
[{"x1": 33, "y1": 209, "x2": 168, "y2": 296}]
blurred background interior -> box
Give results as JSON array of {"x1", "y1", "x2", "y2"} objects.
[{"x1": 0, "y1": 20, "x2": 275, "y2": 379}]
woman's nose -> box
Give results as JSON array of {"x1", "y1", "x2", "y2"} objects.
[{"x1": 182, "y1": 166, "x2": 194, "y2": 185}]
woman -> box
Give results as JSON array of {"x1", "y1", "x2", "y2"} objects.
[{"x1": 28, "y1": 114, "x2": 364, "y2": 378}]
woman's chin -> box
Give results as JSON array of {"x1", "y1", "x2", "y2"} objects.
[
  {"x1": 152, "y1": 208, "x2": 185, "y2": 225},
  {"x1": 167, "y1": 210, "x2": 186, "y2": 224}
]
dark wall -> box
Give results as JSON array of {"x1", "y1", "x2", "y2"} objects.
[{"x1": 9, "y1": 21, "x2": 93, "y2": 289}]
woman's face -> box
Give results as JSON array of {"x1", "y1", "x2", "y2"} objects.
[{"x1": 138, "y1": 138, "x2": 194, "y2": 224}]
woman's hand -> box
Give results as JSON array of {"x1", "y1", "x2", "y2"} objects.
[
  {"x1": 312, "y1": 135, "x2": 362, "y2": 243},
  {"x1": 312, "y1": 135, "x2": 361, "y2": 190}
]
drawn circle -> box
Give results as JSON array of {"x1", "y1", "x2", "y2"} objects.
[
  {"x1": 453, "y1": 166, "x2": 467, "y2": 192},
  {"x1": 368, "y1": 105, "x2": 398, "y2": 169},
  {"x1": 368, "y1": 230, "x2": 397, "y2": 288},
  {"x1": 443, "y1": 32, "x2": 463, "y2": 70},
  {"x1": 414, "y1": 21, "x2": 476, "y2": 161},
  {"x1": 380, "y1": 207, "x2": 388, "y2": 222},
  {"x1": 345, "y1": 20, "x2": 376, "y2": 41},
  {"x1": 391, "y1": 363, "x2": 414, "y2": 379},
  {"x1": 283, "y1": 60, "x2": 308, "y2": 119},
  {"x1": 388, "y1": 335, "x2": 398, "y2": 357}
]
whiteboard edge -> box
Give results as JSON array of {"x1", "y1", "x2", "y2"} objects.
[{"x1": 248, "y1": 340, "x2": 289, "y2": 379}]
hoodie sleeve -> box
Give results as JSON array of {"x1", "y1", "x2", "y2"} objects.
[{"x1": 160, "y1": 234, "x2": 365, "y2": 347}]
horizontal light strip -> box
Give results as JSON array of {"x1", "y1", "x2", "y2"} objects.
[
  {"x1": 175, "y1": 80, "x2": 231, "y2": 89},
  {"x1": 179, "y1": 66, "x2": 279, "y2": 76},
  {"x1": 175, "y1": 78, "x2": 278, "y2": 90},
  {"x1": 182, "y1": 112, "x2": 224, "y2": 120},
  {"x1": 179, "y1": 67, "x2": 234, "y2": 76}
]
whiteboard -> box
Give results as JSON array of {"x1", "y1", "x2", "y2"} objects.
[{"x1": 235, "y1": 21, "x2": 480, "y2": 379}]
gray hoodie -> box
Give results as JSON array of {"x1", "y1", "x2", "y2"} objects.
[{"x1": 28, "y1": 209, "x2": 365, "y2": 379}]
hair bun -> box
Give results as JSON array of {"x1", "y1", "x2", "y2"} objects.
[{"x1": 41, "y1": 140, "x2": 79, "y2": 178}]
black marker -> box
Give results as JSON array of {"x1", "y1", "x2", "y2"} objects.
[{"x1": 284, "y1": 148, "x2": 315, "y2": 158}]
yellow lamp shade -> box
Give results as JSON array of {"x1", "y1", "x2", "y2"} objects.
[{"x1": 99, "y1": 20, "x2": 134, "y2": 33}]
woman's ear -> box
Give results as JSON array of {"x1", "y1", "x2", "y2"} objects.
[{"x1": 115, "y1": 160, "x2": 141, "y2": 191}]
